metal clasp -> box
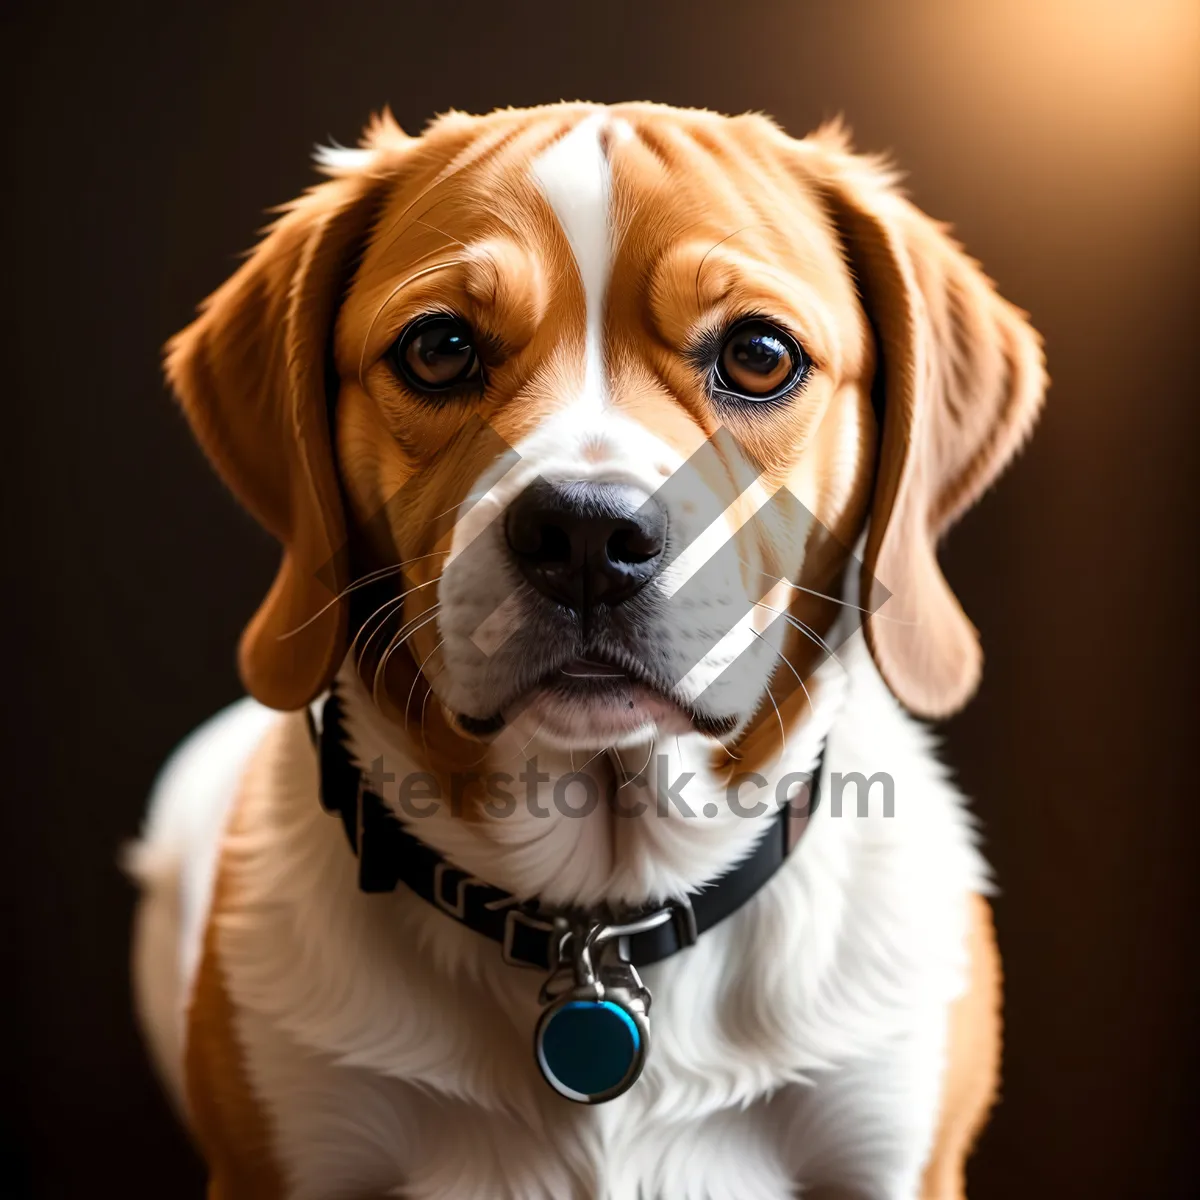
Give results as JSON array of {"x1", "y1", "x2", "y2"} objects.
[
  {"x1": 588, "y1": 895, "x2": 698, "y2": 957},
  {"x1": 538, "y1": 918, "x2": 603, "y2": 1004}
]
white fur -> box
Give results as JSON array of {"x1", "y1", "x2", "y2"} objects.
[
  {"x1": 313, "y1": 143, "x2": 377, "y2": 174},
  {"x1": 129, "y1": 696, "x2": 278, "y2": 1108},
  {"x1": 529, "y1": 111, "x2": 612, "y2": 416},
  {"x1": 133, "y1": 632, "x2": 986, "y2": 1198}
]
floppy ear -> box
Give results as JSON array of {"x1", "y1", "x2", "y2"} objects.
[
  {"x1": 811, "y1": 138, "x2": 1047, "y2": 718},
  {"x1": 166, "y1": 137, "x2": 403, "y2": 710}
]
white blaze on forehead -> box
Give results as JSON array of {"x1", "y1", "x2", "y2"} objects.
[{"x1": 529, "y1": 112, "x2": 612, "y2": 411}]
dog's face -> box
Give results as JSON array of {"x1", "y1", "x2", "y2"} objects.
[
  {"x1": 331, "y1": 108, "x2": 878, "y2": 757},
  {"x1": 168, "y1": 104, "x2": 1044, "y2": 893}
]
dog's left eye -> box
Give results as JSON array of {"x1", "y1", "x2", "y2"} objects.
[
  {"x1": 389, "y1": 314, "x2": 481, "y2": 393},
  {"x1": 713, "y1": 320, "x2": 808, "y2": 403}
]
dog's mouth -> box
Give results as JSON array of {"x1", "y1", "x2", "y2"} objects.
[{"x1": 456, "y1": 650, "x2": 737, "y2": 747}]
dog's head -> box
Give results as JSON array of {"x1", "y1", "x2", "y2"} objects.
[{"x1": 168, "y1": 103, "x2": 1043, "y2": 872}]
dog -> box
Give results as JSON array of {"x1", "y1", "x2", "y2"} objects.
[{"x1": 130, "y1": 102, "x2": 1045, "y2": 1200}]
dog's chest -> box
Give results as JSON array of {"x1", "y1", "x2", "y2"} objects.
[
  {"x1": 230, "y1": 930, "x2": 943, "y2": 1200},
  {"x1": 211, "y1": 652, "x2": 985, "y2": 1199},
  {"x1": 230, "y1": 916, "x2": 952, "y2": 1200}
]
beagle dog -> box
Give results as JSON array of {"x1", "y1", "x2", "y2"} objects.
[{"x1": 130, "y1": 102, "x2": 1045, "y2": 1200}]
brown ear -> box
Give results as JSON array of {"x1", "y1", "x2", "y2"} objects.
[
  {"x1": 166, "y1": 136, "x2": 403, "y2": 710},
  {"x1": 814, "y1": 139, "x2": 1047, "y2": 717}
]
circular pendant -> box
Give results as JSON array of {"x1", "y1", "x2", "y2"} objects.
[{"x1": 535, "y1": 991, "x2": 648, "y2": 1103}]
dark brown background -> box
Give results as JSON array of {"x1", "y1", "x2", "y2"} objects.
[{"x1": 2, "y1": 1, "x2": 1197, "y2": 1196}]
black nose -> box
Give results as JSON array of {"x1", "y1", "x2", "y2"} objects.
[{"x1": 505, "y1": 481, "x2": 668, "y2": 612}]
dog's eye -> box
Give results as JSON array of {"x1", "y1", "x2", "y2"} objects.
[
  {"x1": 714, "y1": 320, "x2": 807, "y2": 402},
  {"x1": 390, "y1": 314, "x2": 481, "y2": 393}
]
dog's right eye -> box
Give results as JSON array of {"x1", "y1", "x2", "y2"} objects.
[
  {"x1": 713, "y1": 319, "x2": 808, "y2": 404},
  {"x1": 389, "y1": 314, "x2": 482, "y2": 394}
]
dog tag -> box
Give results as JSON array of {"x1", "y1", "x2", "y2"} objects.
[{"x1": 534, "y1": 928, "x2": 650, "y2": 1103}]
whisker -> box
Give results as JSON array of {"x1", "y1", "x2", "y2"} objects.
[
  {"x1": 418, "y1": 675, "x2": 437, "y2": 763},
  {"x1": 519, "y1": 718, "x2": 547, "y2": 757},
  {"x1": 353, "y1": 592, "x2": 417, "y2": 668},
  {"x1": 413, "y1": 660, "x2": 493, "y2": 769},
  {"x1": 352, "y1": 594, "x2": 408, "y2": 666},
  {"x1": 359, "y1": 596, "x2": 439, "y2": 674},
  {"x1": 636, "y1": 736, "x2": 656, "y2": 783},
  {"x1": 753, "y1": 602, "x2": 847, "y2": 673},
  {"x1": 380, "y1": 607, "x2": 442, "y2": 676},
  {"x1": 751, "y1": 628, "x2": 807, "y2": 756},
  {"x1": 282, "y1": 572, "x2": 439, "y2": 641},
  {"x1": 746, "y1": 565, "x2": 916, "y2": 625},
  {"x1": 373, "y1": 607, "x2": 442, "y2": 705},
  {"x1": 405, "y1": 636, "x2": 445, "y2": 730},
  {"x1": 769, "y1": 642, "x2": 813, "y2": 712},
  {"x1": 345, "y1": 553, "x2": 451, "y2": 664},
  {"x1": 392, "y1": 548, "x2": 453, "y2": 572},
  {"x1": 427, "y1": 498, "x2": 471, "y2": 530},
  {"x1": 420, "y1": 494, "x2": 498, "y2": 558},
  {"x1": 576, "y1": 745, "x2": 609, "y2": 773}
]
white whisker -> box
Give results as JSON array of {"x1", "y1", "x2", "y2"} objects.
[
  {"x1": 373, "y1": 607, "x2": 442, "y2": 705},
  {"x1": 353, "y1": 593, "x2": 410, "y2": 668},
  {"x1": 285, "y1": 573, "x2": 440, "y2": 643},
  {"x1": 753, "y1": 602, "x2": 847, "y2": 673},
  {"x1": 750, "y1": 628, "x2": 808, "y2": 754},
  {"x1": 405, "y1": 636, "x2": 446, "y2": 730},
  {"x1": 519, "y1": 719, "x2": 547, "y2": 757},
  {"x1": 745, "y1": 564, "x2": 916, "y2": 625}
]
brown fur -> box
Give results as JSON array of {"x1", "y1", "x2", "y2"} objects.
[
  {"x1": 185, "y1": 756, "x2": 285, "y2": 1199},
  {"x1": 921, "y1": 895, "x2": 1003, "y2": 1199}
]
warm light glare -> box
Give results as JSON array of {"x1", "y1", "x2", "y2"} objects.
[{"x1": 899, "y1": 0, "x2": 1198, "y2": 170}]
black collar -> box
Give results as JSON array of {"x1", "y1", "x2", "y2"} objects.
[{"x1": 315, "y1": 689, "x2": 824, "y2": 972}]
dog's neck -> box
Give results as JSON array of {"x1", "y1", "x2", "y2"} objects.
[{"x1": 329, "y1": 637, "x2": 848, "y2": 912}]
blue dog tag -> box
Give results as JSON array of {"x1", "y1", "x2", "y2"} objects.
[
  {"x1": 536, "y1": 998, "x2": 644, "y2": 1102},
  {"x1": 534, "y1": 922, "x2": 653, "y2": 1103}
]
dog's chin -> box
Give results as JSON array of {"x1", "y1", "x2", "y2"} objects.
[
  {"x1": 450, "y1": 655, "x2": 747, "y2": 750},
  {"x1": 517, "y1": 677, "x2": 696, "y2": 751}
]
